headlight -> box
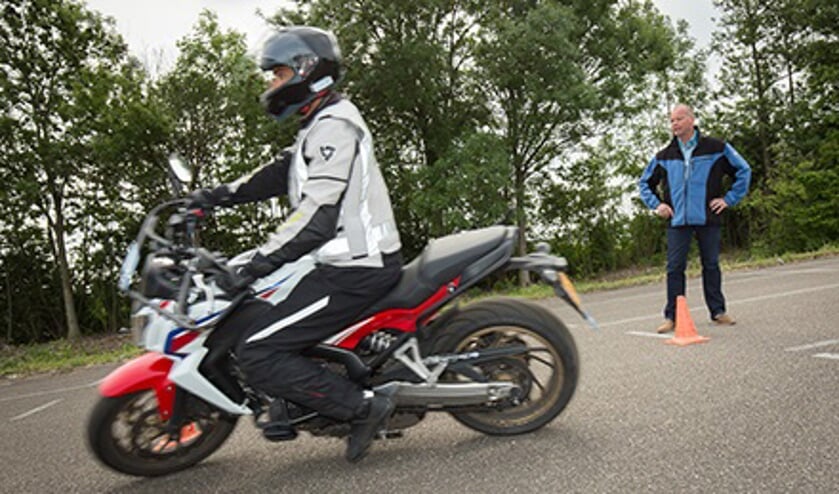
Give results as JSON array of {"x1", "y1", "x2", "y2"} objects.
[{"x1": 130, "y1": 313, "x2": 150, "y2": 345}]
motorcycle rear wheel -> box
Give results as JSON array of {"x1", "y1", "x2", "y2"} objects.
[
  {"x1": 87, "y1": 390, "x2": 238, "y2": 477},
  {"x1": 434, "y1": 298, "x2": 579, "y2": 435}
]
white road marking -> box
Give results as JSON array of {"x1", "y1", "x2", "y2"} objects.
[
  {"x1": 10, "y1": 399, "x2": 63, "y2": 422},
  {"x1": 582, "y1": 267, "x2": 838, "y2": 309},
  {"x1": 578, "y1": 280, "x2": 839, "y2": 346},
  {"x1": 813, "y1": 353, "x2": 839, "y2": 361},
  {"x1": 769, "y1": 268, "x2": 839, "y2": 275},
  {"x1": 785, "y1": 340, "x2": 839, "y2": 352},
  {"x1": 594, "y1": 282, "x2": 839, "y2": 330},
  {"x1": 600, "y1": 314, "x2": 662, "y2": 328},
  {"x1": 626, "y1": 331, "x2": 671, "y2": 339},
  {"x1": 584, "y1": 282, "x2": 720, "y2": 308},
  {"x1": 729, "y1": 283, "x2": 839, "y2": 307},
  {"x1": 0, "y1": 379, "x2": 104, "y2": 403}
]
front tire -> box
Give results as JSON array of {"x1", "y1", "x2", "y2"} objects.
[
  {"x1": 87, "y1": 390, "x2": 238, "y2": 477},
  {"x1": 433, "y1": 298, "x2": 579, "y2": 435}
]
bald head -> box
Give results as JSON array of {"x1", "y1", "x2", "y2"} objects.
[{"x1": 670, "y1": 104, "x2": 695, "y2": 143}]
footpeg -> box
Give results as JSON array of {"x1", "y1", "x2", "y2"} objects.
[
  {"x1": 261, "y1": 422, "x2": 298, "y2": 442},
  {"x1": 257, "y1": 399, "x2": 298, "y2": 442},
  {"x1": 381, "y1": 430, "x2": 403, "y2": 439}
]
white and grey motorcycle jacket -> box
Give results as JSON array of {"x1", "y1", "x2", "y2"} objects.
[{"x1": 214, "y1": 95, "x2": 402, "y2": 274}]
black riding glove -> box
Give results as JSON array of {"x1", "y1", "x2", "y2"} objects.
[
  {"x1": 216, "y1": 269, "x2": 256, "y2": 296},
  {"x1": 187, "y1": 186, "x2": 231, "y2": 211},
  {"x1": 187, "y1": 189, "x2": 214, "y2": 210},
  {"x1": 216, "y1": 253, "x2": 280, "y2": 296},
  {"x1": 243, "y1": 252, "x2": 280, "y2": 279}
]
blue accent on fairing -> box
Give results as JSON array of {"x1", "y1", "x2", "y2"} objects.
[
  {"x1": 258, "y1": 273, "x2": 294, "y2": 295},
  {"x1": 164, "y1": 327, "x2": 196, "y2": 359},
  {"x1": 162, "y1": 273, "x2": 294, "y2": 358}
]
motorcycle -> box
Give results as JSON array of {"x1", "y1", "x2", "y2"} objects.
[{"x1": 87, "y1": 156, "x2": 598, "y2": 477}]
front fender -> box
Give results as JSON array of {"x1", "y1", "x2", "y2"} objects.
[{"x1": 99, "y1": 352, "x2": 175, "y2": 420}]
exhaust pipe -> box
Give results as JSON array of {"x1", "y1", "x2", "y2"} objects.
[{"x1": 373, "y1": 381, "x2": 519, "y2": 407}]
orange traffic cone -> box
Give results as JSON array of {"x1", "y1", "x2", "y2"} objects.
[{"x1": 665, "y1": 295, "x2": 710, "y2": 347}]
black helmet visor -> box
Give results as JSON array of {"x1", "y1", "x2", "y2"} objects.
[{"x1": 259, "y1": 32, "x2": 317, "y2": 73}]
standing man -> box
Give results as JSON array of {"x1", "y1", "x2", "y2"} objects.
[
  {"x1": 189, "y1": 27, "x2": 402, "y2": 462},
  {"x1": 638, "y1": 104, "x2": 751, "y2": 333}
]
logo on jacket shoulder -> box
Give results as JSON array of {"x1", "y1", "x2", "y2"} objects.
[{"x1": 319, "y1": 145, "x2": 336, "y2": 161}]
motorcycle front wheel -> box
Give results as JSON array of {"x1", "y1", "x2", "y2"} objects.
[
  {"x1": 434, "y1": 298, "x2": 579, "y2": 435},
  {"x1": 87, "y1": 389, "x2": 238, "y2": 477}
]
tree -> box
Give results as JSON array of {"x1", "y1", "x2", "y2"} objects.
[
  {"x1": 711, "y1": 0, "x2": 839, "y2": 253},
  {"x1": 0, "y1": 0, "x2": 137, "y2": 340},
  {"x1": 759, "y1": 0, "x2": 839, "y2": 251},
  {"x1": 475, "y1": 0, "x2": 682, "y2": 283},
  {"x1": 75, "y1": 63, "x2": 172, "y2": 336},
  {"x1": 153, "y1": 10, "x2": 285, "y2": 255},
  {"x1": 268, "y1": 1, "x2": 682, "y2": 271},
  {"x1": 712, "y1": 0, "x2": 788, "y2": 190}
]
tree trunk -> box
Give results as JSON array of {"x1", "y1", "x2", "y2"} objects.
[
  {"x1": 748, "y1": 22, "x2": 772, "y2": 187},
  {"x1": 58, "y1": 256, "x2": 80, "y2": 340},
  {"x1": 5, "y1": 267, "x2": 12, "y2": 343},
  {"x1": 514, "y1": 160, "x2": 530, "y2": 287},
  {"x1": 50, "y1": 193, "x2": 81, "y2": 341}
]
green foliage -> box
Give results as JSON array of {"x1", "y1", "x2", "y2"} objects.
[
  {"x1": 412, "y1": 132, "x2": 511, "y2": 233},
  {"x1": 152, "y1": 10, "x2": 287, "y2": 255},
  {"x1": 0, "y1": 226, "x2": 62, "y2": 344},
  {"x1": 2, "y1": 0, "x2": 836, "y2": 348},
  {"x1": 0, "y1": 0, "x2": 142, "y2": 340},
  {"x1": 539, "y1": 146, "x2": 635, "y2": 278},
  {"x1": 276, "y1": 0, "x2": 686, "y2": 265},
  {"x1": 0, "y1": 336, "x2": 142, "y2": 376},
  {"x1": 754, "y1": 160, "x2": 839, "y2": 253},
  {"x1": 711, "y1": 0, "x2": 839, "y2": 254},
  {"x1": 477, "y1": 1, "x2": 592, "y2": 246}
]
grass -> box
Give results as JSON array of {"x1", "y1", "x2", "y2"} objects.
[
  {"x1": 2, "y1": 245, "x2": 837, "y2": 379},
  {"x1": 0, "y1": 334, "x2": 142, "y2": 379}
]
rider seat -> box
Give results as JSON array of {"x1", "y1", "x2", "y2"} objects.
[{"x1": 359, "y1": 226, "x2": 517, "y2": 317}]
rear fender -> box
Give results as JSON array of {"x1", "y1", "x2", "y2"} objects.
[{"x1": 98, "y1": 352, "x2": 175, "y2": 421}]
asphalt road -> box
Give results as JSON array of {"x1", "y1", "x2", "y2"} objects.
[{"x1": 2, "y1": 257, "x2": 838, "y2": 493}]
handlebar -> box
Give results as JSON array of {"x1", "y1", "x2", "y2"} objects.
[
  {"x1": 121, "y1": 199, "x2": 243, "y2": 329},
  {"x1": 135, "y1": 199, "x2": 188, "y2": 249}
]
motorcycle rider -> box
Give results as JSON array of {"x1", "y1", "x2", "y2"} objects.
[{"x1": 189, "y1": 26, "x2": 402, "y2": 462}]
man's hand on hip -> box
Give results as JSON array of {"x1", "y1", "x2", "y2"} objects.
[
  {"x1": 709, "y1": 198, "x2": 728, "y2": 215},
  {"x1": 655, "y1": 204, "x2": 673, "y2": 219}
]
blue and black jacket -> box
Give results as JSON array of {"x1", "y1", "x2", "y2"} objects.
[{"x1": 639, "y1": 128, "x2": 751, "y2": 227}]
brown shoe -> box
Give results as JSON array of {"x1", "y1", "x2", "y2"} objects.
[
  {"x1": 656, "y1": 319, "x2": 675, "y2": 334},
  {"x1": 713, "y1": 313, "x2": 736, "y2": 325}
]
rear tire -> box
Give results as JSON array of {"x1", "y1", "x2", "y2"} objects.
[
  {"x1": 433, "y1": 298, "x2": 579, "y2": 435},
  {"x1": 87, "y1": 390, "x2": 238, "y2": 477}
]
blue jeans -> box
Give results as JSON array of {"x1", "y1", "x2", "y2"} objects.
[{"x1": 665, "y1": 225, "x2": 725, "y2": 321}]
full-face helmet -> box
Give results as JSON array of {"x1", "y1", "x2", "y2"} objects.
[{"x1": 258, "y1": 26, "x2": 342, "y2": 121}]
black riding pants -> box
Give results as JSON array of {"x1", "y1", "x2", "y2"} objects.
[{"x1": 235, "y1": 253, "x2": 402, "y2": 421}]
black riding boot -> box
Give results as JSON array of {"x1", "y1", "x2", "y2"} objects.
[{"x1": 346, "y1": 393, "x2": 395, "y2": 462}]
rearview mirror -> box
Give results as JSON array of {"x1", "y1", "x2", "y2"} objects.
[{"x1": 168, "y1": 153, "x2": 192, "y2": 184}]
